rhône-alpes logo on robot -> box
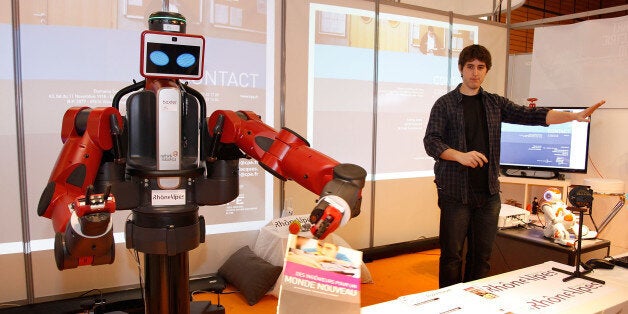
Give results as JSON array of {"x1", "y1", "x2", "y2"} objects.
[
  {"x1": 152, "y1": 189, "x2": 186, "y2": 206},
  {"x1": 152, "y1": 192, "x2": 184, "y2": 202},
  {"x1": 160, "y1": 150, "x2": 179, "y2": 162}
]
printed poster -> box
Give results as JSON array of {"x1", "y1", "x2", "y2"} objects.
[{"x1": 277, "y1": 234, "x2": 362, "y2": 314}]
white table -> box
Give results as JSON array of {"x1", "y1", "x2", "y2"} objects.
[{"x1": 362, "y1": 260, "x2": 628, "y2": 313}]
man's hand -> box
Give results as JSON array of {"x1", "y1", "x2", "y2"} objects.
[
  {"x1": 546, "y1": 100, "x2": 605, "y2": 124},
  {"x1": 576, "y1": 100, "x2": 606, "y2": 122},
  {"x1": 440, "y1": 148, "x2": 488, "y2": 168},
  {"x1": 456, "y1": 150, "x2": 488, "y2": 168}
]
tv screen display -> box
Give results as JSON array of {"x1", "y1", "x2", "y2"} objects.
[{"x1": 500, "y1": 107, "x2": 590, "y2": 176}]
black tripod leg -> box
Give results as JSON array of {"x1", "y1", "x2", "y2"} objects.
[{"x1": 552, "y1": 208, "x2": 605, "y2": 285}]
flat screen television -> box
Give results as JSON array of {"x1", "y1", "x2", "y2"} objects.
[{"x1": 499, "y1": 107, "x2": 591, "y2": 179}]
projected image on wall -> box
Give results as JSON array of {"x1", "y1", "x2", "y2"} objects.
[
  {"x1": 308, "y1": 4, "x2": 478, "y2": 180},
  {"x1": 15, "y1": 1, "x2": 275, "y2": 254}
]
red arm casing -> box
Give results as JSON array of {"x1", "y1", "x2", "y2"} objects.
[
  {"x1": 207, "y1": 110, "x2": 338, "y2": 195},
  {"x1": 42, "y1": 106, "x2": 122, "y2": 233},
  {"x1": 207, "y1": 110, "x2": 366, "y2": 239}
]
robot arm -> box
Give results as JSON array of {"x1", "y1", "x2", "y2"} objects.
[
  {"x1": 206, "y1": 110, "x2": 367, "y2": 239},
  {"x1": 37, "y1": 106, "x2": 123, "y2": 269}
]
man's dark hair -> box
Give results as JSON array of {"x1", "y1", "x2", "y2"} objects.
[{"x1": 458, "y1": 44, "x2": 492, "y2": 71}]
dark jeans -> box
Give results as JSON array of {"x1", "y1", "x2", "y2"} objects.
[{"x1": 438, "y1": 191, "x2": 501, "y2": 288}]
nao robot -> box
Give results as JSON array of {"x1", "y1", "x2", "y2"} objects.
[
  {"x1": 541, "y1": 187, "x2": 597, "y2": 246},
  {"x1": 37, "y1": 11, "x2": 366, "y2": 314}
]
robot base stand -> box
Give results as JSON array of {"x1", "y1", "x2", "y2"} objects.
[
  {"x1": 552, "y1": 206, "x2": 605, "y2": 285},
  {"x1": 93, "y1": 252, "x2": 226, "y2": 314}
]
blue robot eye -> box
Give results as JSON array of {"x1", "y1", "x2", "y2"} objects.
[
  {"x1": 176, "y1": 53, "x2": 196, "y2": 68},
  {"x1": 149, "y1": 51, "x2": 169, "y2": 66}
]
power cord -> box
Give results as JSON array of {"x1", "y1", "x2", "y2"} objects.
[
  {"x1": 190, "y1": 287, "x2": 238, "y2": 314},
  {"x1": 493, "y1": 240, "x2": 511, "y2": 272},
  {"x1": 126, "y1": 213, "x2": 145, "y2": 305},
  {"x1": 128, "y1": 248, "x2": 145, "y2": 302},
  {"x1": 513, "y1": 216, "x2": 531, "y2": 228},
  {"x1": 77, "y1": 288, "x2": 105, "y2": 312},
  {"x1": 533, "y1": 211, "x2": 545, "y2": 228}
]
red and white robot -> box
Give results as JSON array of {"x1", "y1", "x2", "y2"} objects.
[
  {"x1": 37, "y1": 11, "x2": 366, "y2": 313},
  {"x1": 541, "y1": 187, "x2": 596, "y2": 246}
]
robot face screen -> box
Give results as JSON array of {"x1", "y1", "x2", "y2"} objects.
[{"x1": 140, "y1": 31, "x2": 205, "y2": 80}]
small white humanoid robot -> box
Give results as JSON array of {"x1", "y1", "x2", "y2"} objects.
[{"x1": 541, "y1": 187, "x2": 597, "y2": 246}]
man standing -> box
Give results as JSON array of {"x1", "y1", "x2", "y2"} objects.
[{"x1": 423, "y1": 44, "x2": 605, "y2": 288}]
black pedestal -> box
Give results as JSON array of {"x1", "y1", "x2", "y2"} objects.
[{"x1": 552, "y1": 206, "x2": 605, "y2": 285}]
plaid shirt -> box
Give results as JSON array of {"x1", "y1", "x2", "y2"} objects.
[{"x1": 423, "y1": 84, "x2": 550, "y2": 203}]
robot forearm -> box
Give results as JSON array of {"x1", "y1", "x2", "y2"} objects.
[{"x1": 207, "y1": 110, "x2": 366, "y2": 238}]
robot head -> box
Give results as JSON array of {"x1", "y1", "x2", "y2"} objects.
[
  {"x1": 140, "y1": 31, "x2": 205, "y2": 80},
  {"x1": 543, "y1": 187, "x2": 562, "y2": 203},
  {"x1": 140, "y1": 12, "x2": 205, "y2": 80},
  {"x1": 148, "y1": 11, "x2": 187, "y2": 34}
]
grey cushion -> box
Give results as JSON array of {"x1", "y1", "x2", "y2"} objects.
[{"x1": 218, "y1": 245, "x2": 283, "y2": 305}]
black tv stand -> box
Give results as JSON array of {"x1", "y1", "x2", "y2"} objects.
[{"x1": 500, "y1": 168, "x2": 564, "y2": 180}]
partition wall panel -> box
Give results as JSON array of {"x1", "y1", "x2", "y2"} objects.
[
  {"x1": 0, "y1": 0, "x2": 28, "y2": 304},
  {"x1": 282, "y1": 0, "x2": 376, "y2": 250},
  {"x1": 371, "y1": 4, "x2": 449, "y2": 246}
]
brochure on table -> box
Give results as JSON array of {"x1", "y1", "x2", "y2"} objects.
[{"x1": 277, "y1": 234, "x2": 362, "y2": 314}]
